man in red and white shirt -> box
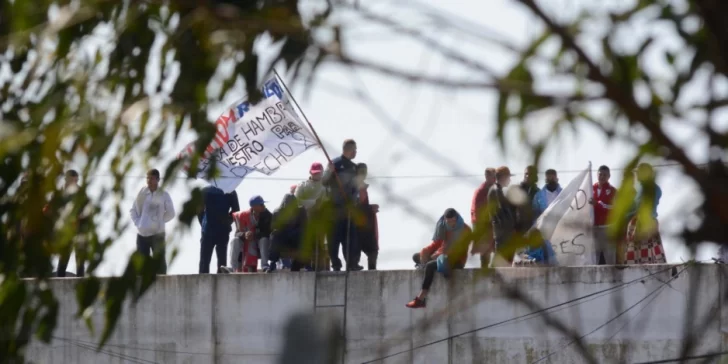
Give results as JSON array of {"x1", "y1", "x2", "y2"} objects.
[{"x1": 591, "y1": 165, "x2": 618, "y2": 265}]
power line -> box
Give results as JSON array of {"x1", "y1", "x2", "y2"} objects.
[
  {"x1": 74, "y1": 162, "x2": 691, "y2": 181},
  {"x1": 52, "y1": 335, "x2": 273, "y2": 357},
  {"x1": 53, "y1": 336, "x2": 158, "y2": 364},
  {"x1": 531, "y1": 266, "x2": 687, "y2": 363},
  {"x1": 360, "y1": 264, "x2": 684, "y2": 364},
  {"x1": 632, "y1": 351, "x2": 728, "y2": 364}
]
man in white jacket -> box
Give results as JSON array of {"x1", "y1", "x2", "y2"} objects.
[{"x1": 130, "y1": 169, "x2": 175, "y2": 274}]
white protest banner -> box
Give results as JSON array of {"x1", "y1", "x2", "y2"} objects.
[
  {"x1": 178, "y1": 77, "x2": 319, "y2": 193},
  {"x1": 534, "y1": 163, "x2": 596, "y2": 266}
]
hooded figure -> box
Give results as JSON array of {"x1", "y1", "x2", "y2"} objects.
[
  {"x1": 406, "y1": 208, "x2": 473, "y2": 309},
  {"x1": 268, "y1": 194, "x2": 308, "y2": 272}
]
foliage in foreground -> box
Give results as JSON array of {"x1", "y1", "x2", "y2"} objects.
[{"x1": 0, "y1": 0, "x2": 326, "y2": 361}]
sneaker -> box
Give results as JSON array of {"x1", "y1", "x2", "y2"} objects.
[
  {"x1": 264, "y1": 267, "x2": 275, "y2": 273},
  {"x1": 405, "y1": 297, "x2": 426, "y2": 309},
  {"x1": 218, "y1": 266, "x2": 233, "y2": 274},
  {"x1": 347, "y1": 265, "x2": 364, "y2": 272}
]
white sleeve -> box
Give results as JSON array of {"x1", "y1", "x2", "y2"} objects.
[
  {"x1": 163, "y1": 192, "x2": 176, "y2": 223},
  {"x1": 130, "y1": 191, "x2": 142, "y2": 226}
]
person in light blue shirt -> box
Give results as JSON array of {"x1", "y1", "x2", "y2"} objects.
[
  {"x1": 623, "y1": 163, "x2": 666, "y2": 264},
  {"x1": 524, "y1": 169, "x2": 561, "y2": 265}
]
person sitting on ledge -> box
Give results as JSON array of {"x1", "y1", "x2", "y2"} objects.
[{"x1": 406, "y1": 208, "x2": 473, "y2": 309}]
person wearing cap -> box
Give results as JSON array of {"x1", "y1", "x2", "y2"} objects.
[
  {"x1": 295, "y1": 162, "x2": 326, "y2": 211},
  {"x1": 246, "y1": 195, "x2": 273, "y2": 271},
  {"x1": 130, "y1": 169, "x2": 175, "y2": 274},
  {"x1": 197, "y1": 184, "x2": 240, "y2": 274},
  {"x1": 323, "y1": 139, "x2": 363, "y2": 271},
  {"x1": 295, "y1": 162, "x2": 329, "y2": 271},
  {"x1": 486, "y1": 166, "x2": 517, "y2": 265},
  {"x1": 406, "y1": 208, "x2": 473, "y2": 309}
]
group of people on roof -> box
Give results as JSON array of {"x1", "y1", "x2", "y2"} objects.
[
  {"x1": 405, "y1": 163, "x2": 666, "y2": 309},
  {"x1": 123, "y1": 139, "x2": 380, "y2": 275}
]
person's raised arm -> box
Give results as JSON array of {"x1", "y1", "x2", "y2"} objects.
[{"x1": 322, "y1": 161, "x2": 335, "y2": 187}]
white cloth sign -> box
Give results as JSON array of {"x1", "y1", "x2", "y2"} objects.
[
  {"x1": 534, "y1": 163, "x2": 596, "y2": 266},
  {"x1": 178, "y1": 77, "x2": 319, "y2": 193}
]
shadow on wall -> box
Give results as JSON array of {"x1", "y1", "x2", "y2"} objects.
[{"x1": 278, "y1": 312, "x2": 342, "y2": 364}]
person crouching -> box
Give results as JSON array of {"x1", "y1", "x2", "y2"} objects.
[
  {"x1": 268, "y1": 193, "x2": 308, "y2": 272},
  {"x1": 406, "y1": 208, "x2": 473, "y2": 309}
]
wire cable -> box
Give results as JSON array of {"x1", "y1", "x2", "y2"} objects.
[
  {"x1": 632, "y1": 351, "x2": 728, "y2": 364},
  {"x1": 53, "y1": 336, "x2": 158, "y2": 364},
  {"x1": 74, "y1": 162, "x2": 694, "y2": 181},
  {"x1": 530, "y1": 266, "x2": 688, "y2": 364},
  {"x1": 360, "y1": 264, "x2": 684, "y2": 364}
]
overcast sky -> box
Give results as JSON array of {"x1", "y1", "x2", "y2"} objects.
[{"x1": 50, "y1": 0, "x2": 724, "y2": 275}]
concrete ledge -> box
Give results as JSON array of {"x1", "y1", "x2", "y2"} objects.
[{"x1": 26, "y1": 264, "x2": 726, "y2": 364}]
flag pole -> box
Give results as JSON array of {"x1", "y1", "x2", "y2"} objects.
[
  {"x1": 271, "y1": 70, "x2": 354, "y2": 239},
  {"x1": 272, "y1": 69, "x2": 336, "y2": 165},
  {"x1": 272, "y1": 69, "x2": 354, "y2": 361}
]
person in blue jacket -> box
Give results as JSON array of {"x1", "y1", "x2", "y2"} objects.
[
  {"x1": 526, "y1": 169, "x2": 562, "y2": 264},
  {"x1": 198, "y1": 185, "x2": 240, "y2": 273}
]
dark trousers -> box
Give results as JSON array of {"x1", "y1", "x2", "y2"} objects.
[
  {"x1": 413, "y1": 253, "x2": 463, "y2": 291},
  {"x1": 363, "y1": 250, "x2": 378, "y2": 270},
  {"x1": 136, "y1": 234, "x2": 167, "y2": 274},
  {"x1": 269, "y1": 232, "x2": 303, "y2": 271},
  {"x1": 199, "y1": 233, "x2": 229, "y2": 274},
  {"x1": 359, "y1": 212, "x2": 378, "y2": 270},
  {"x1": 327, "y1": 216, "x2": 359, "y2": 270},
  {"x1": 57, "y1": 250, "x2": 84, "y2": 277}
]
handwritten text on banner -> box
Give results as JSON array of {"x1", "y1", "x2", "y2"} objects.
[
  {"x1": 534, "y1": 163, "x2": 596, "y2": 266},
  {"x1": 178, "y1": 78, "x2": 318, "y2": 193}
]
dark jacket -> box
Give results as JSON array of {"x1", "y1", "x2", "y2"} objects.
[
  {"x1": 254, "y1": 208, "x2": 273, "y2": 241},
  {"x1": 272, "y1": 194, "x2": 307, "y2": 245},
  {"x1": 487, "y1": 183, "x2": 517, "y2": 241},
  {"x1": 323, "y1": 156, "x2": 358, "y2": 208},
  {"x1": 43, "y1": 186, "x2": 92, "y2": 236},
  {"x1": 198, "y1": 186, "x2": 240, "y2": 236},
  {"x1": 516, "y1": 182, "x2": 540, "y2": 232}
]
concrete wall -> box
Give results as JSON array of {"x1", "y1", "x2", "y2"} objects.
[{"x1": 26, "y1": 265, "x2": 728, "y2": 364}]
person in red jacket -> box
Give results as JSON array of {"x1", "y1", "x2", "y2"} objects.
[
  {"x1": 406, "y1": 208, "x2": 473, "y2": 309},
  {"x1": 231, "y1": 209, "x2": 259, "y2": 272},
  {"x1": 590, "y1": 165, "x2": 618, "y2": 265},
  {"x1": 229, "y1": 196, "x2": 272, "y2": 273},
  {"x1": 470, "y1": 167, "x2": 495, "y2": 267}
]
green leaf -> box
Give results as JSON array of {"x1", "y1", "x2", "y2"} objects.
[
  {"x1": 75, "y1": 277, "x2": 101, "y2": 319},
  {"x1": 99, "y1": 277, "x2": 127, "y2": 349}
]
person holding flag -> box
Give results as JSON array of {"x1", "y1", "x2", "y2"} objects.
[{"x1": 323, "y1": 139, "x2": 363, "y2": 272}]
